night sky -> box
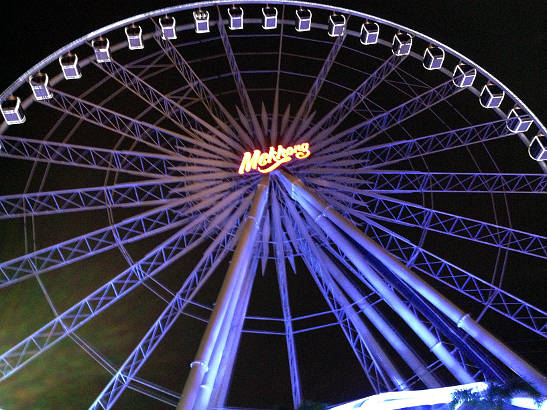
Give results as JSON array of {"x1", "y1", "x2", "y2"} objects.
[{"x1": 0, "y1": 1, "x2": 545, "y2": 409}]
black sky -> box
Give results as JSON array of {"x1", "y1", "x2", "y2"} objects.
[{"x1": 0, "y1": 1, "x2": 545, "y2": 409}]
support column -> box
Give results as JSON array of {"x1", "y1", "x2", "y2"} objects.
[
  {"x1": 177, "y1": 176, "x2": 270, "y2": 410},
  {"x1": 279, "y1": 170, "x2": 547, "y2": 395},
  {"x1": 209, "y1": 253, "x2": 258, "y2": 408},
  {"x1": 278, "y1": 171, "x2": 474, "y2": 385},
  {"x1": 323, "y1": 267, "x2": 408, "y2": 391},
  {"x1": 320, "y1": 251, "x2": 441, "y2": 389}
]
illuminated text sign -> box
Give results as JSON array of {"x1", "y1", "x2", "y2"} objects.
[{"x1": 238, "y1": 143, "x2": 310, "y2": 175}]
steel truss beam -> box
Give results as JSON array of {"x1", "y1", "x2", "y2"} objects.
[
  {"x1": 313, "y1": 77, "x2": 464, "y2": 155},
  {"x1": 151, "y1": 21, "x2": 250, "y2": 151},
  {"x1": 68, "y1": 331, "x2": 180, "y2": 407},
  {"x1": 0, "y1": 183, "x2": 236, "y2": 288},
  {"x1": 179, "y1": 176, "x2": 269, "y2": 410},
  {"x1": 325, "y1": 190, "x2": 547, "y2": 259},
  {"x1": 216, "y1": 11, "x2": 266, "y2": 149},
  {"x1": 279, "y1": 171, "x2": 478, "y2": 384},
  {"x1": 0, "y1": 179, "x2": 187, "y2": 219},
  {"x1": 271, "y1": 191, "x2": 302, "y2": 407},
  {"x1": 309, "y1": 219, "x2": 485, "y2": 386},
  {"x1": 96, "y1": 58, "x2": 232, "y2": 150},
  {"x1": 282, "y1": 190, "x2": 394, "y2": 394},
  {"x1": 0, "y1": 187, "x2": 250, "y2": 381},
  {"x1": 0, "y1": 134, "x2": 181, "y2": 178},
  {"x1": 283, "y1": 32, "x2": 347, "y2": 144},
  {"x1": 301, "y1": 118, "x2": 519, "y2": 168},
  {"x1": 349, "y1": 215, "x2": 547, "y2": 338},
  {"x1": 42, "y1": 89, "x2": 236, "y2": 161},
  {"x1": 280, "y1": 172, "x2": 547, "y2": 394},
  {"x1": 90, "y1": 194, "x2": 251, "y2": 410},
  {"x1": 301, "y1": 54, "x2": 405, "y2": 143},
  {"x1": 305, "y1": 171, "x2": 547, "y2": 194}
]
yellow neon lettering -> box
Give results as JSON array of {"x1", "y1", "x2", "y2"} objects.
[{"x1": 238, "y1": 143, "x2": 311, "y2": 175}]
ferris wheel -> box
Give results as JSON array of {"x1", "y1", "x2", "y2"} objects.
[{"x1": 0, "y1": 1, "x2": 545, "y2": 409}]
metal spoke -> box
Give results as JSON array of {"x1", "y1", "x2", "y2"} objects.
[
  {"x1": 325, "y1": 190, "x2": 547, "y2": 259},
  {"x1": 216, "y1": 9, "x2": 266, "y2": 149},
  {"x1": 89, "y1": 193, "x2": 251, "y2": 410},
  {"x1": 351, "y1": 216, "x2": 547, "y2": 338},
  {"x1": 0, "y1": 134, "x2": 182, "y2": 178},
  {"x1": 299, "y1": 54, "x2": 406, "y2": 144},
  {"x1": 0, "y1": 178, "x2": 188, "y2": 219},
  {"x1": 0, "y1": 183, "x2": 238, "y2": 287},
  {"x1": 42, "y1": 88, "x2": 236, "y2": 161},
  {"x1": 302, "y1": 118, "x2": 519, "y2": 168},
  {"x1": 305, "y1": 171, "x2": 547, "y2": 194},
  {"x1": 282, "y1": 33, "x2": 347, "y2": 145},
  {"x1": 95, "y1": 58, "x2": 234, "y2": 151},
  {"x1": 313, "y1": 77, "x2": 464, "y2": 155},
  {"x1": 0, "y1": 193, "x2": 238, "y2": 382},
  {"x1": 151, "y1": 19, "x2": 249, "y2": 151}
]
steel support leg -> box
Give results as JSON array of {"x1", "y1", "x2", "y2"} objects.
[
  {"x1": 279, "y1": 170, "x2": 547, "y2": 395},
  {"x1": 318, "y1": 249, "x2": 441, "y2": 389},
  {"x1": 278, "y1": 171, "x2": 474, "y2": 385},
  {"x1": 177, "y1": 176, "x2": 270, "y2": 410},
  {"x1": 209, "y1": 253, "x2": 259, "y2": 408}
]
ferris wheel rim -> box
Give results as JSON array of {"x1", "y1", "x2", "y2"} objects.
[{"x1": 0, "y1": 0, "x2": 545, "y2": 138}]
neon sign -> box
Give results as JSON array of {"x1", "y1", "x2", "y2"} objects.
[{"x1": 238, "y1": 143, "x2": 310, "y2": 175}]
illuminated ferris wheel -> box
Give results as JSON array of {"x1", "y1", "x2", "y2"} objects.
[{"x1": 0, "y1": 1, "x2": 546, "y2": 409}]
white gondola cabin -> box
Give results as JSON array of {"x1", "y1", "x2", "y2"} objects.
[
  {"x1": 529, "y1": 134, "x2": 547, "y2": 161},
  {"x1": 28, "y1": 72, "x2": 52, "y2": 101},
  {"x1": 360, "y1": 22, "x2": 379, "y2": 45},
  {"x1": 160, "y1": 16, "x2": 177, "y2": 40},
  {"x1": 125, "y1": 25, "x2": 143, "y2": 50},
  {"x1": 392, "y1": 32, "x2": 412, "y2": 56},
  {"x1": 423, "y1": 46, "x2": 445, "y2": 70},
  {"x1": 262, "y1": 7, "x2": 278, "y2": 30},
  {"x1": 328, "y1": 13, "x2": 346, "y2": 37},
  {"x1": 452, "y1": 63, "x2": 476, "y2": 87},
  {"x1": 228, "y1": 6, "x2": 243, "y2": 30},
  {"x1": 194, "y1": 10, "x2": 210, "y2": 33},
  {"x1": 92, "y1": 37, "x2": 111, "y2": 63},
  {"x1": 59, "y1": 53, "x2": 81, "y2": 80},
  {"x1": 480, "y1": 83, "x2": 504, "y2": 108},
  {"x1": 1, "y1": 96, "x2": 25, "y2": 125},
  {"x1": 295, "y1": 9, "x2": 312, "y2": 32},
  {"x1": 507, "y1": 106, "x2": 532, "y2": 133}
]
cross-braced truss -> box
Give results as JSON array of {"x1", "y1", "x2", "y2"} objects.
[{"x1": 0, "y1": 2, "x2": 545, "y2": 409}]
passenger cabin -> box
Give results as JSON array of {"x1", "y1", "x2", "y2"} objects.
[
  {"x1": 529, "y1": 134, "x2": 547, "y2": 161},
  {"x1": 392, "y1": 32, "x2": 412, "y2": 55},
  {"x1": 194, "y1": 10, "x2": 210, "y2": 33},
  {"x1": 328, "y1": 14, "x2": 346, "y2": 37},
  {"x1": 262, "y1": 7, "x2": 278, "y2": 30},
  {"x1": 1, "y1": 96, "x2": 25, "y2": 125},
  {"x1": 507, "y1": 106, "x2": 533, "y2": 133},
  {"x1": 228, "y1": 6, "x2": 243, "y2": 30},
  {"x1": 92, "y1": 37, "x2": 111, "y2": 63},
  {"x1": 160, "y1": 16, "x2": 177, "y2": 40},
  {"x1": 125, "y1": 25, "x2": 143, "y2": 50},
  {"x1": 452, "y1": 63, "x2": 476, "y2": 87},
  {"x1": 423, "y1": 46, "x2": 445, "y2": 70},
  {"x1": 295, "y1": 9, "x2": 312, "y2": 32},
  {"x1": 59, "y1": 53, "x2": 81, "y2": 80},
  {"x1": 479, "y1": 83, "x2": 504, "y2": 108},
  {"x1": 360, "y1": 22, "x2": 379, "y2": 45},
  {"x1": 28, "y1": 72, "x2": 52, "y2": 101}
]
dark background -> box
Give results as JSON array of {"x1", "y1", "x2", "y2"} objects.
[
  {"x1": 0, "y1": 1, "x2": 545, "y2": 409},
  {"x1": 1, "y1": 1, "x2": 545, "y2": 120}
]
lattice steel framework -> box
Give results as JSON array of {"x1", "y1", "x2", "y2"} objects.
[{"x1": 0, "y1": 1, "x2": 545, "y2": 409}]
